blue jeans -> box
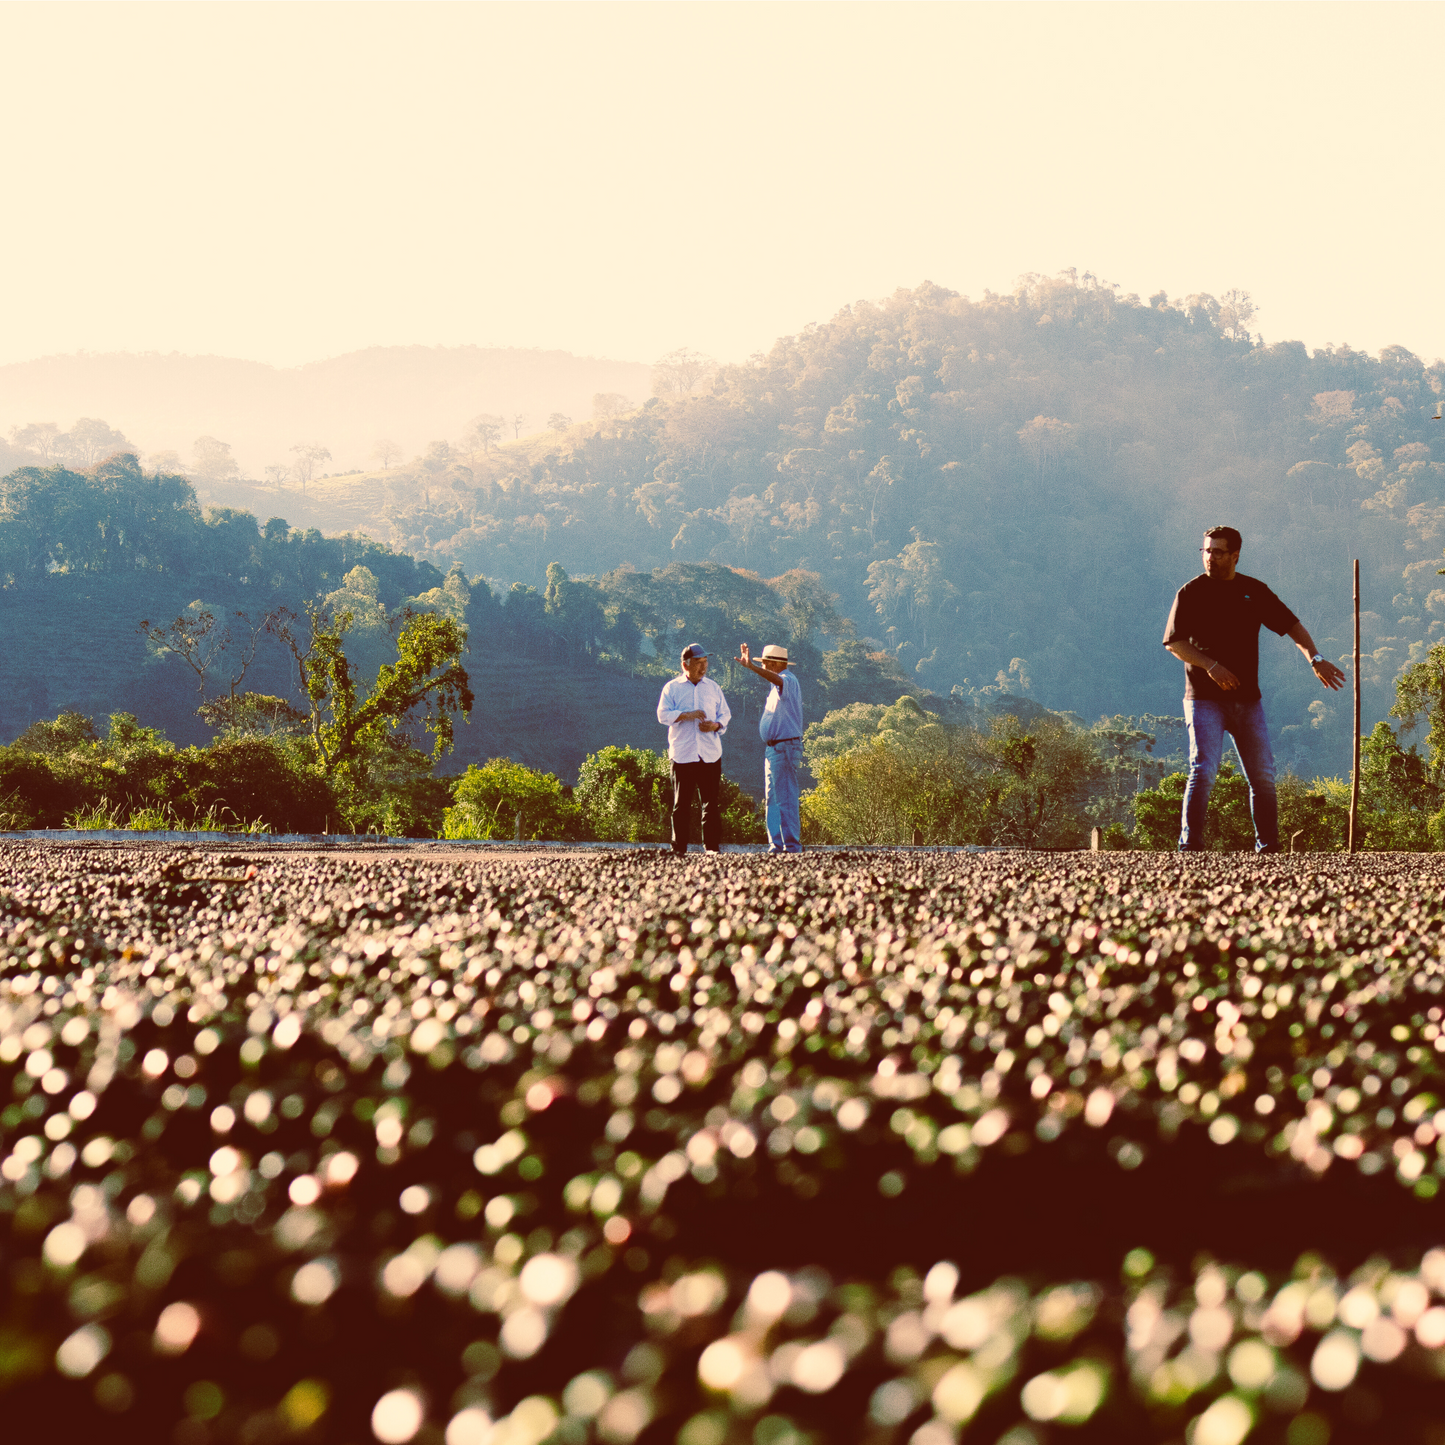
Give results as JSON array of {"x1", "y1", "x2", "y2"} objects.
[
  {"x1": 764, "y1": 739, "x2": 803, "y2": 853},
  {"x1": 1180, "y1": 697, "x2": 1278, "y2": 852}
]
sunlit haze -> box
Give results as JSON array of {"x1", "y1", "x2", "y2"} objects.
[{"x1": 3, "y1": 0, "x2": 1441, "y2": 372}]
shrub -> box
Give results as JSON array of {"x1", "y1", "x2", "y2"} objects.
[
  {"x1": 1354, "y1": 721, "x2": 1438, "y2": 849},
  {"x1": 443, "y1": 758, "x2": 583, "y2": 841},
  {"x1": 1279, "y1": 774, "x2": 1347, "y2": 852},
  {"x1": 1, "y1": 717, "x2": 334, "y2": 834},
  {"x1": 1134, "y1": 765, "x2": 1352, "y2": 852},
  {"x1": 174, "y1": 737, "x2": 334, "y2": 834},
  {"x1": 0, "y1": 753, "x2": 88, "y2": 828},
  {"x1": 575, "y1": 746, "x2": 671, "y2": 841},
  {"x1": 715, "y1": 772, "x2": 767, "y2": 844},
  {"x1": 801, "y1": 700, "x2": 1098, "y2": 847},
  {"x1": 803, "y1": 739, "x2": 979, "y2": 845},
  {"x1": 574, "y1": 746, "x2": 764, "y2": 844},
  {"x1": 1133, "y1": 765, "x2": 1256, "y2": 850}
]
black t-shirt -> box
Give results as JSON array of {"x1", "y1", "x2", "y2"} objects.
[{"x1": 1163, "y1": 572, "x2": 1299, "y2": 702}]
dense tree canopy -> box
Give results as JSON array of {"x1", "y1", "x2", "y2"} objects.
[
  {"x1": 6, "y1": 274, "x2": 1445, "y2": 792},
  {"x1": 370, "y1": 276, "x2": 1445, "y2": 777}
]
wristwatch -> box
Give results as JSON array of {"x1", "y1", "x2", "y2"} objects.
[{"x1": 1309, "y1": 653, "x2": 1325, "y2": 666}]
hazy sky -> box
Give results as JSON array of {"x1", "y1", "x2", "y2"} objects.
[{"x1": 4, "y1": 1, "x2": 1442, "y2": 371}]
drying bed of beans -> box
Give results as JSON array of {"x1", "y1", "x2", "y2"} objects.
[{"x1": 2, "y1": 844, "x2": 1445, "y2": 1444}]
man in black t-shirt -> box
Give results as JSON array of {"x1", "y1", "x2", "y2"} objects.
[{"x1": 1163, "y1": 525, "x2": 1345, "y2": 851}]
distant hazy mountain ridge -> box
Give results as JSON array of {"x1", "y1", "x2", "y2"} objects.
[{"x1": 0, "y1": 345, "x2": 653, "y2": 478}]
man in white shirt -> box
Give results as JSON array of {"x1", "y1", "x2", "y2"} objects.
[{"x1": 656, "y1": 643, "x2": 732, "y2": 855}]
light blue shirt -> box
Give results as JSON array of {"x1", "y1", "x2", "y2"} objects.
[{"x1": 758, "y1": 668, "x2": 804, "y2": 742}]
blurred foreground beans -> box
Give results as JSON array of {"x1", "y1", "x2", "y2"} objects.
[{"x1": 3, "y1": 844, "x2": 1445, "y2": 1443}]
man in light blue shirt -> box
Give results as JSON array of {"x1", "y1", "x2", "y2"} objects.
[{"x1": 734, "y1": 642, "x2": 803, "y2": 854}]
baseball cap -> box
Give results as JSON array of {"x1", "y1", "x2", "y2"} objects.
[{"x1": 680, "y1": 643, "x2": 708, "y2": 662}]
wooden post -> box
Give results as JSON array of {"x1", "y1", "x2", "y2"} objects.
[{"x1": 1349, "y1": 558, "x2": 1361, "y2": 854}]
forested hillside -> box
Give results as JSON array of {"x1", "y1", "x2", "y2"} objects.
[
  {"x1": 4, "y1": 274, "x2": 1444, "y2": 786},
  {"x1": 372, "y1": 277, "x2": 1445, "y2": 775},
  {"x1": 0, "y1": 456, "x2": 916, "y2": 783},
  {"x1": 0, "y1": 455, "x2": 446, "y2": 747}
]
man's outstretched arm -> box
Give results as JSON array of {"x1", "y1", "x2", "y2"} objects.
[{"x1": 1285, "y1": 623, "x2": 1346, "y2": 691}]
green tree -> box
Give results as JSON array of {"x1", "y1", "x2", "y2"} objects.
[
  {"x1": 271, "y1": 604, "x2": 473, "y2": 784},
  {"x1": 1279, "y1": 773, "x2": 1348, "y2": 852},
  {"x1": 574, "y1": 745, "x2": 672, "y2": 842},
  {"x1": 12, "y1": 711, "x2": 101, "y2": 756},
  {"x1": 1355, "y1": 720, "x2": 1437, "y2": 849},
  {"x1": 977, "y1": 714, "x2": 1099, "y2": 848},
  {"x1": 865, "y1": 530, "x2": 959, "y2": 657},
  {"x1": 801, "y1": 697, "x2": 983, "y2": 844},
  {"x1": 818, "y1": 640, "x2": 915, "y2": 708},
  {"x1": 197, "y1": 693, "x2": 308, "y2": 738},
  {"x1": 1392, "y1": 641, "x2": 1445, "y2": 780},
  {"x1": 289, "y1": 442, "x2": 331, "y2": 489},
  {"x1": 803, "y1": 701, "x2": 893, "y2": 772},
  {"x1": 767, "y1": 569, "x2": 845, "y2": 647},
  {"x1": 318, "y1": 566, "x2": 393, "y2": 683},
  {"x1": 802, "y1": 730, "x2": 981, "y2": 846},
  {"x1": 406, "y1": 566, "x2": 471, "y2": 626},
  {"x1": 1087, "y1": 715, "x2": 1161, "y2": 832},
  {"x1": 545, "y1": 563, "x2": 607, "y2": 659}
]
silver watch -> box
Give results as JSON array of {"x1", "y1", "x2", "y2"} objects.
[{"x1": 1310, "y1": 653, "x2": 1325, "y2": 666}]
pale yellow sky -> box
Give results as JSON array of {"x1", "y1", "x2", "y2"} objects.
[{"x1": 3, "y1": 1, "x2": 1441, "y2": 371}]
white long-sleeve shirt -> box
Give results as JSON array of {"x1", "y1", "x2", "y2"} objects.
[{"x1": 657, "y1": 674, "x2": 731, "y2": 763}]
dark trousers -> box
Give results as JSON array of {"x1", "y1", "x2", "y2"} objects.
[{"x1": 671, "y1": 759, "x2": 722, "y2": 853}]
